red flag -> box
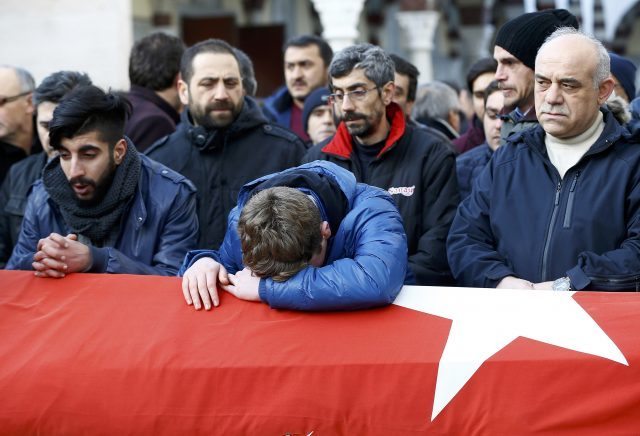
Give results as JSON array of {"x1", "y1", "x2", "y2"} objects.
[{"x1": 0, "y1": 271, "x2": 639, "y2": 434}]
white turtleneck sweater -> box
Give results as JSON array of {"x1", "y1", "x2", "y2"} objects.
[{"x1": 544, "y1": 111, "x2": 604, "y2": 179}]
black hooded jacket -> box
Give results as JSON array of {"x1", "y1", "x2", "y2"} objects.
[{"x1": 146, "y1": 97, "x2": 306, "y2": 250}]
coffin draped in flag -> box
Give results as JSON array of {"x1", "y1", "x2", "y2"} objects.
[{"x1": 0, "y1": 271, "x2": 638, "y2": 434}]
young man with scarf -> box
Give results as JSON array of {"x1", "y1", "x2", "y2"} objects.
[
  {"x1": 179, "y1": 161, "x2": 408, "y2": 311},
  {"x1": 6, "y1": 85, "x2": 198, "y2": 276}
]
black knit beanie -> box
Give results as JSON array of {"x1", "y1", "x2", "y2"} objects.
[{"x1": 495, "y1": 9, "x2": 579, "y2": 70}]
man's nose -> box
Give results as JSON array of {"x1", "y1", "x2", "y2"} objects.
[
  {"x1": 495, "y1": 64, "x2": 507, "y2": 81},
  {"x1": 545, "y1": 83, "x2": 563, "y2": 105},
  {"x1": 291, "y1": 65, "x2": 304, "y2": 79},
  {"x1": 69, "y1": 157, "x2": 84, "y2": 179},
  {"x1": 340, "y1": 95, "x2": 355, "y2": 111},
  {"x1": 213, "y1": 82, "x2": 229, "y2": 100}
]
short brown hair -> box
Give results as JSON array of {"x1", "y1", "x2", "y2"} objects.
[{"x1": 238, "y1": 187, "x2": 322, "y2": 282}]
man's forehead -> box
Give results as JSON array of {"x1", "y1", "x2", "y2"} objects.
[
  {"x1": 61, "y1": 131, "x2": 109, "y2": 149},
  {"x1": 394, "y1": 72, "x2": 409, "y2": 87},
  {"x1": 191, "y1": 52, "x2": 240, "y2": 78},
  {"x1": 285, "y1": 44, "x2": 322, "y2": 62},
  {"x1": 311, "y1": 104, "x2": 331, "y2": 113},
  {"x1": 331, "y1": 69, "x2": 371, "y2": 89},
  {"x1": 0, "y1": 68, "x2": 20, "y2": 94},
  {"x1": 485, "y1": 91, "x2": 504, "y2": 109},
  {"x1": 537, "y1": 35, "x2": 595, "y2": 68}
]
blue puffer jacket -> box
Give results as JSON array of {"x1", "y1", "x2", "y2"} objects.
[
  {"x1": 448, "y1": 109, "x2": 640, "y2": 291},
  {"x1": 180, "y1": 161, "x2": 409, "y2": 311},
  {"x1": 7, "y1": 154, "x2": 198, "y2": 275}
]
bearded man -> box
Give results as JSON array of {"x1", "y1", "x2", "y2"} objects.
[
  {"x1": 303, "y1": 44, "x2": 459, "y2": 286},
  {"x1": 147, "y1": 39, "x2": 306, "y2": 250},
  {"x1": 7, "y1": 85, "x2": 198, "y2": 276}
]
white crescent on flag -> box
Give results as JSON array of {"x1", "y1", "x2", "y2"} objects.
[{"x1": 393, "y1": 286, "x2": 629, "y2": 421}]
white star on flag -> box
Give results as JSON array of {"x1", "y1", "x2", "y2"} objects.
[{"x1": 393, "y1": 286, "x2": 628, "y2": 421}]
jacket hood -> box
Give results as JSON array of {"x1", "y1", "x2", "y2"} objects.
[
  {"x1": 263, "y1": 86, "x2": 293, "y2": 113},
  {"x1": 180, "y1": 96, "x2": 268, "y2": 150},
  {"x1": 236, "y1": 161, "x2": 358, "y2": 210},
  {"x1": 321, "y1": 102, "x2": 406, "y2": 159},
  {"x1": 514, "y1": 107, "x2": 625, "y2": 156}
]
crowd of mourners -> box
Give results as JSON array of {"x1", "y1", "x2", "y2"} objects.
[{"x1": 2, "y1": 8, "x2": 640, "y2": 311}]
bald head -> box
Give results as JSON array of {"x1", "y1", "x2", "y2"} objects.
[{"x1": 534, "y1": 28, "x2": 614, "y2": 139}]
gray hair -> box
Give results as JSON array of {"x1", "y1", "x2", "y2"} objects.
[
  {"x1": 234, "y1": 48, "x2": 258, "y2": 97},
  {"x1": 412, "y1": 81, "x2": 460, "y2": 121},
  {"x1": 539, "y1": 27, "x2": 610, "y2": 89},
  {"x1": 329, "y1": 44, "x2": 395, "y2": 89},
  {"x1": 0, "y1": 65, "x2": 35, "y2": 93}
]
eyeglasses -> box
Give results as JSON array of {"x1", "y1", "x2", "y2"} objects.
[
  {"x1": 328, "y1": 86, "x2": 378, "y2": 104},
  {"x1": 0, "y1": 91, "x2": 31, "y2": 107}
]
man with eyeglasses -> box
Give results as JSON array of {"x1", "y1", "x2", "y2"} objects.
[
  {"x1": 0, "y1": 65, "x2": 39, "y2": 185},
  {"x1": 303, "y1": 44, "x2": 459, "y2": 286}
]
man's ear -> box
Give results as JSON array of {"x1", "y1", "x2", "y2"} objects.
[
  {"x1": 381, "y1": 81, "x2": 395, "y2": 106},
  {"x1": 598, "y1": 77, "x2": 615, "y2": 105},
  {"x1": 320, "y1": 221, "x2": 332, "y2": 240},
  {"x1": 25, "y1": 92, "x2": 35, "y2": 115},
  {"x1": 178, "y1": 79, "x2": 190, "y2": 106},
  {"x1": 113, "y1": 138, "x2": 127, "y2": 165}
]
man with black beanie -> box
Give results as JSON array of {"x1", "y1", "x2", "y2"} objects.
[{"x1": 494, "y1": 8, "x2": 579, "y2": 145}]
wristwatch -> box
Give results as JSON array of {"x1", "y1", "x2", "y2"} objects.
[{"x1": 552, "y1": 276, "x2": 572, "y2": 292}]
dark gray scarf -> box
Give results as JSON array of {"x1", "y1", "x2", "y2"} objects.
[{"x1": 43, "y1": 143, "x2": 141, "y2": 245}]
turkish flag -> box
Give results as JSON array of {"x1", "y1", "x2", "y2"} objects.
[{"x1": 0, "y1": 271, "x2": 639, "y2": 434}]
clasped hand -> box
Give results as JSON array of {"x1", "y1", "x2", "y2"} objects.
[{"x1": 32, "y1": 233, "x2": 92, "y2": 278}]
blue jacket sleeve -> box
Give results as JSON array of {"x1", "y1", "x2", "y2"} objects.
[
  {"x1": 88, "y1": 183, "x2": 199, "y2": 276},
  {"x1": 258, "y1": 192, "x2": 408, "y2": 311},
  {"x1": 447, "y1": 159, "x2": 515, "y2": 287}
]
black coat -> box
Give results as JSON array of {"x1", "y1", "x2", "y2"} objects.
[
  {"x1": 146, "y1": 97, "x2": 307, "y2": 250},
  {"x1": 125, "y1": 85, "x2": 180, "y2": 152},
  {"x1": 303, "y1": 103, "x2": 460, "y2": 285},
  {"x1": 0, "y1": 151, "x2": 47, "y2": 267}
]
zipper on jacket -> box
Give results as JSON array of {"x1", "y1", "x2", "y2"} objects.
[
  {"x1": 589, "y1": 275, "x2": 640, "y2": 292},
  {"x1": 541, "y1": 181, "x2": 562, "y2": 281},
  {"x1": 562, "y1": 171, "x2": 581, "y2": 228}
]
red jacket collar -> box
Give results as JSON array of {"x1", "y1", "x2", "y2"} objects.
[{"x1": 322, "y1": 102, "x2": 406, "y2": 159}]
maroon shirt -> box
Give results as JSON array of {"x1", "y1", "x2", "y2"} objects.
[{"x1": 289, "y1": 104, "x2": 310, "y2": 142}]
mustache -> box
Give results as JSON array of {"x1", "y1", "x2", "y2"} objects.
[
  {"x1": 340, "y1": 112, "x2": 367, "y2": 122},
  {"x1": 69, "y1": 176, "x2": 96, "y2": 188},
  {"x1": 206, "y1": 102, "x2": 234, "y2": 111},
  {"x1": 539, "y1": 104, "x2": 569, "y2": 115},
  {"x1": 292, "y1": 79, "x2": 307, "y2": 86}
]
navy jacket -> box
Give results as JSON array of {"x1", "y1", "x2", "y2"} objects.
[
  {"x1": 303, "y1": 103, "x2": 459, "y2": 286},
  {"x1": 7, "y1": 154, "x2": 198, "y2": 275},
  {"x1": 180, "y1": 161, "x2": 409, "y2": 311},
  {"x1": 448, "y1": 110, "x2": 640, "y2": 290},
  {"x1": 262, "y1": 86, "x2": 293, "y2": 129},
  {"x1": 146, "y1": 97, "x2": 306, "y2": 251},
  {"x1": 455, "y1": 143, "x2": 493, "y2": 200}
]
